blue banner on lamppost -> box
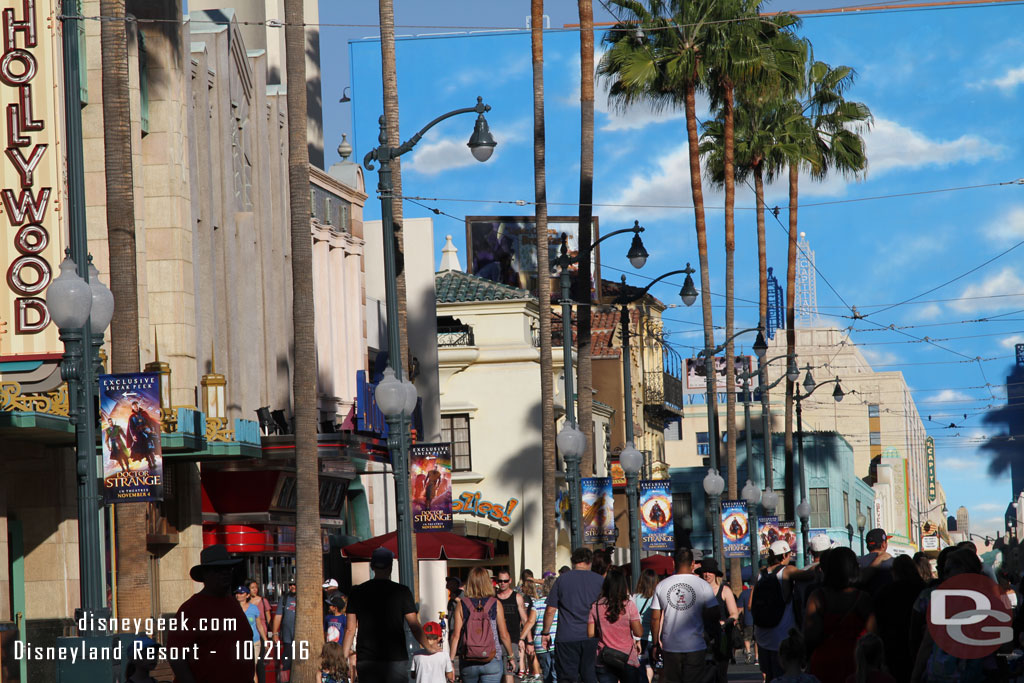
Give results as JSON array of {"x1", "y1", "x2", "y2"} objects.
[{"x1": 99, "y1": 372, "x2": 164, "y2": 503}]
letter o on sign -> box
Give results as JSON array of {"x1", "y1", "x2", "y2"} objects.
[
  {"x1": 7, "y1": 254, "x2": 52, "y2": 295},
  {"x1": 0, "y1": 49, "x2": 38, "y2": 86},
  {"x1": 15, "y1": 224, "x2": 48, "y2": 254}
]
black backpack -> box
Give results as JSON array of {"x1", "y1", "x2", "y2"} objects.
[{"x1": 751, "y1": 567, "x2": 787, "y2": 628}]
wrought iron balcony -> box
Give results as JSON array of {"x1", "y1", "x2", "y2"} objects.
[{"x1": 437, "y1": 324, "x2": 475, "y2": 347}]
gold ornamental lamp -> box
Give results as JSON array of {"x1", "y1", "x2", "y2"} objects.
[
  {"x1": 201, "y1": 343, "x2": 226, "y2": 420},
  {"x1": 144, "y1": 332, "x2": 172, "y2": 412}
]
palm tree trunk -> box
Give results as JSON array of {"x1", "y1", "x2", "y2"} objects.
[
  {"x1": 575, "y1": 0, "x2": 595, "y2": 479},
  {"x1": 784, "y1": 162, "x2": 798, "y2": 523},
  {"x1": 379, "y1": 0, "x2": 418, "y2": 595},
  {"x1": 754, "y1": 162, "x2": 771, "y2": 492},
  {"x1": 284, "y1": 2, "x2": 321, "y2": 681},
  {"x1": 722, "y1": 83, "x2": 740, "y2": 592},
  {"x1": 533, "y1": 0, "x2": 557, "y2": 571},
  {"x1": 379, "y1": 0, "x2": 409, "y2": 374},
  {"x1": 101, "y1": 0, "x2": 148, "y2": 622}
]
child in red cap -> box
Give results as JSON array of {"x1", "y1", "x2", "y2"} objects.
[{"x1": 412, "y1": 622, "x2": 453, "y2": 683}]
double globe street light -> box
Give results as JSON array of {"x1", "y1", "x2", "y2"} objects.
[
  {"x1": 364, "y1": 97, "x2": 496, "y2": 590},
  {"x1": 46, "y1": 254, "x2": 115, "y2": 635}
]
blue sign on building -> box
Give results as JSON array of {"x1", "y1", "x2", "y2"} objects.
[{"x1": 766, "y1": 267, "x2": 784, "y2": 340}]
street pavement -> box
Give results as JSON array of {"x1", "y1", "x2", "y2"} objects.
[{"x1": 727, "y1": 662, "x2": 764, "y2": 681}]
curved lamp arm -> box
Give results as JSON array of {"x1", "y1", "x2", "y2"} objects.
[
  {"x1": 364, "y1": 97, "x2": 490, "y2": 171},
  {"x1": 555, "y1": 220, "x2": 645, "y2": 269},
  {"x1": 699, "y1": 326, "x2": 764, "y2": 358},
  {"x1": 616, "y1": 267, "x2": 691, "y2": 305}
]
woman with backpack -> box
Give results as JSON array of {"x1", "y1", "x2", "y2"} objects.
[
  {"x1": 750, "y1": 541, "x2": 818, "y2": 683},
  {"x1": 451, "y1": 567, "x2": 517, "y2": 683},
  {"x1": 587, "y1": 570, "x2": 644, "y2": 683}
]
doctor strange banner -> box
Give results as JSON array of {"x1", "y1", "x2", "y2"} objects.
[
  {"x1": 100, "y1": 373, "x2": 163, "y2": 503},
  {"x1": 411, "y1": 443, "x2": 453, "y2": 532},
  {"x1": 640, "y1": 481, "x2": 673, "y2": 551}
]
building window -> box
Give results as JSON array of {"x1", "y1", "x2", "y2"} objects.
[
  {"x1": 697, "y1": 432, "x2": 710, "y2": 456},
  {"x1": 664, "y1": 418, "x2": 681, "y2": 441},
  {"x1": 810, "y1": 487, "x2": 830, "y2": 528},
  {"x1": 441, "y1": 414, "x2": 472, "y2": 472},
  {"x1": 868, "y1": 404, "x2": 880, "y2": 418},
  {"x1": 869, "y1": 432, "x2": 881, "y2": 445},
  {"x1": 843, "y1": 491, "x2": 850, "y2": 527}
]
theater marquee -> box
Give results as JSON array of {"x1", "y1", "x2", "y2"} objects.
[{"x1": 0, "y1": 0, "x2": 65, "y2": 360}]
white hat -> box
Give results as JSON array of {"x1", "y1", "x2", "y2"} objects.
[
  {"x1": 770, "y1": 540, "x2": 792, "y2": 556},
  {"x1": 322, "y1": 579, "x2": 339, "y2": 589},
  {"x1": 809, "y1": 535, "x2": 832, "y2": 553}
]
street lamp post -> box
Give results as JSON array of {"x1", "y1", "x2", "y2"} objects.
[
  {"x1": 856, "y1": 513, "x2": 867, "y2": 554},
  {"x1": 698, "y1": 326, "x2": 767, "y2": 567},
  {"x1": 740, "y1": 355, "x2": 797, "y2": 514},
  {"x1": 795, "y1": 366, "x2": 845, "y2": 566},
  {"x1": 742, "y1": 480, "x2": 761, "y2": 577},
  {"x1": 616, "y1": 269, "x2": 697, "y2": 586},
  {"x1": 364, "y1": 97, "x2": 496, "y2": 590},
  {"x1": 552, "y1": 221, "x2": 650, "y2": 549},
  {"x1": 620, "y1": 444, "x2": 644, "y2": 588}
]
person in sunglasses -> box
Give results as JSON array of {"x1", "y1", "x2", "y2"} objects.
[{"x1": 496, "y1": 569, "x2": 532, "y2": 683}]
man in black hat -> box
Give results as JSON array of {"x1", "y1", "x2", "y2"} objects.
[
  {"x1": 342, "y1": 548, "x2": 427, "y2": 683},
  {"x1": 858, "y1": 528, "x2": 895, "y2": 596},
  {"x1": 168, "y1": 544, "x2": 255, "y2": 683},
  {"x1": 271, "y1": 577, "x2": 297, "y2": 682}
]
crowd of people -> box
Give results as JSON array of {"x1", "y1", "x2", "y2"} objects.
[{"x1": 161, "y1": 527, "x2": 1020, "y2": 683}]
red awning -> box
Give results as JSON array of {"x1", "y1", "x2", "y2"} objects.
[{"x1": 341, "y1": 531, "x2": 494, "y2": 561}]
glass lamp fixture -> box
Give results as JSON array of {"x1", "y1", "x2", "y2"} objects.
[
  {"x1": 87, "y1": 264, "x2": 114, "y2": 336},
  {"x1": 797, "y1": 499, "x2": 812, "y2": 522},
  {"x1": 467, "y1": 113, "x2": 496, "y2": 162},
  {"x1": 742, "y1": 480, "x2": 761, "y2": 506},
  {"x1": 46, "y1": 257, "x2": 92, "y2": 330},
  {"x1": 762, "y1": 488, "x2": 779, "y2": 512},
  {"x1": 703, "y1": 468, "x2": 725, "y2": 497},
  {"x1": 556, "y1": 422, "x2": 587, "y2": 459},
  {"x1": 375, "y1": 367, "x2": 407, "y2": 417},
  {"x1": 680, "y1": 265, "x2": 698, "y2": 307},
  {"x1": 619, "y1": 442, "x2": 644, "y2": 476},
  {"x1": 401, "y1": 378, "x2": 418, "y2": 416}
]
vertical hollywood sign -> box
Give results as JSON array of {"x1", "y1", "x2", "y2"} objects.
[{"x1": 2, "y1": 0, "x2": 52, "y2": 336}]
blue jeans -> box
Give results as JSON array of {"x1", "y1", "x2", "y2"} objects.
[
  {"x1": 596, "y1": 663, "x2": 643, "y2": 683},
  {"x1": 460, "y1": 655, "x2": 504, "y2": 683},
  {"x1": 538, "y1": 650, "x2": 555, "y2": 683}
]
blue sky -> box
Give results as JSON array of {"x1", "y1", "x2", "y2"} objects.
[{"x1": 320, "y1": 2, "x2": 1024, "y2": 539}]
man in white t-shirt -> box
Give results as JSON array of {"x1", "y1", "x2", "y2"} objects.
[{"x1": 651, "y1": 547, "x2": 720, "y2": 683}]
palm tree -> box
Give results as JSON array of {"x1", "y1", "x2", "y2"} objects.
[
  {"x1": 781, "y1": 59, "x2": 871, "y2": 520},
  {"x1": 701, "y1": 1, "x2": 800, "y2": 590},
  {"x1": 533, "y1": 0, "x2": 557, "y2": 570},
  {"x1": 600, "y1": 3, "x2": 725, "y2": 532},
  {"x1": 283, "y1": 1, "x2": 321, "y2": 680},
  {"x1": 100, "y1": 0, "x2": 148, "y2": 622},
  {"x1": 576, "y1": 0, "x2": 596, "y2": 478}
]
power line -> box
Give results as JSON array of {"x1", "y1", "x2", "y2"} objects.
[{"x1": 865, "y1": 238, "x2": 1024, "y2": 318}]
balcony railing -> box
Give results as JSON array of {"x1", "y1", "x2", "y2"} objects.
[
  {"x1": 437, "y1": 325, "x2": 475, "y2": 347},
  {"x1": 644, "y1": 370, "x2": 684, "y2": 413}
]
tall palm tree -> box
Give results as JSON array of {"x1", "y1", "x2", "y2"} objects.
[
  {"x1": 101, "y1": 0, "x2": 148, "y2": 622},
  {"x1": 701, "y1": 1, "x2": 800, "y2": 590},
  {"x1": 599, "y1": 1, "x2": 723, "y2": 521},
  {"x1": 533, "y1": 0, "x2": 557, "y2": 571},
  {"x1": 781, "y1": 59, "x2": 871, "y2": 520},
  {"x1": 283, "y1": 1, "x2": 321, "y2": 680},
  {"x1": 576, "y1": 0, "x2": 596, "y2": 478}
]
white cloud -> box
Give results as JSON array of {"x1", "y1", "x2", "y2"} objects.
[
  {"x1": 978, "y1": 65, "x2": 1024, "y2": 92},
  {"x1": 951, "y1": 267, "x2": 1024, "y2": 313},
  {"x1": 1002, "y1": 334, "x2": 1024, "y2": 349},
  {"x1": 974, "y1": 502, "x2": 1004, "y2": 512},
  {"x1": 864, "y1": 118, "x2": 1004, "y2": 175},
  {"x1": 942, "y1": 456, "x2": 979, "y2": 471},
  {"x1": 922, "y1": 389, "x2": 972, "y2": 403},
  {"x1": 985, "y1": 206, "x2": 1024, "y2": 244},
  {"x1": 912, "y1": 303, "x2": 944, "y2": 321},
  {"x1": 859, "y1": 347, "x2": 902, "y2": 368},
  {"x1": 443, "y1": 55, "x2": 530, "y2": 95},
  {"x1": 405, "y1": 120, "x2": 526, "y2": 177}
]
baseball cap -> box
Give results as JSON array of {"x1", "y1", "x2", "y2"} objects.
[
  {"x1": 423, "y1": 621, "x2": 443, "y2": 637},
  {"x1": 770, "y1": 540, "x2": 792, "y2": 556},
  {"x1": 809, "y1": 534, "x2": 832, "y2": 553},
  {"x1": 322, "y1": 578, "x2": 339, "y2": 589},
  {"x1": 865, "y1": 528, "x2": 891, "y2": 550},
  {"x1": 371, "y1": 547, "x2": 395, "y2": 568},
  {"x1": 327, "y1": 594, "x2": 346, "y2": 608},
  {"x1": 234, "y1": 585, "x2": 249, "y2": 594}
]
